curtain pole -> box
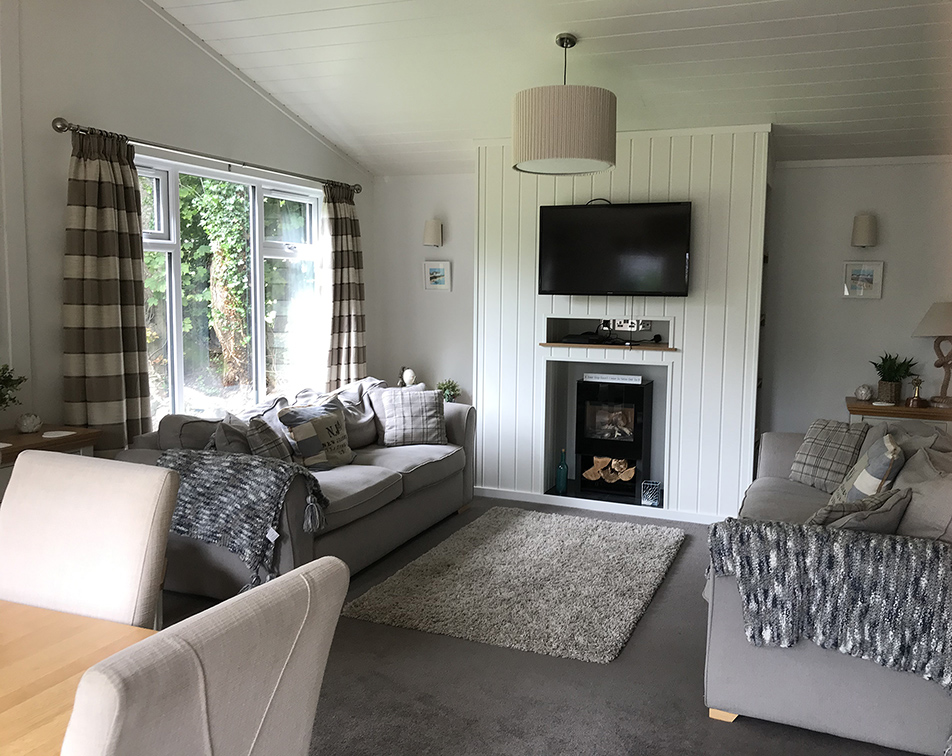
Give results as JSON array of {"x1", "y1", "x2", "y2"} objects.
[{"x1": 51, "y1": 117, "x2": 363, "y2": 195}]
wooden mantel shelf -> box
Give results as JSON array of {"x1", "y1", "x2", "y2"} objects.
[
  {"x1": 539, "y1": 342, "x2": 678, "y2": 352},
  {"x1": 845, "y1": 397, "x2": 952, "y2": 422}
]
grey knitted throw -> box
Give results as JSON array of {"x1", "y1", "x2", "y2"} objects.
[
  {"x1": 710, "y1": 518, "x2": 952, "y2": 753},
  {"x1": 158, "y1": 449, "x2": 329, "y2": 587}
]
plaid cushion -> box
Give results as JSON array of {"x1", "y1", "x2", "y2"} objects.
[
  {"x1": 381, "y1": 389, "x2": 447, "y2": 446},
  {"x1": 246, "y1": 416, "x2": 293, "y2": 463},
  {"x1": 805, "y1": 488, "x2": 912, "y2": 534},
  {"x1": 789, "y1": 419, "x2": 868, "y2": 494}
]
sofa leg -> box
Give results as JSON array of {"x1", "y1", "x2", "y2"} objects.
[
  {"x1": 457, "y1": 504, "x2": 471, "y2": 515},
  {"x1": 709, "y1": 708, "x2": 738, "y2": 723}
]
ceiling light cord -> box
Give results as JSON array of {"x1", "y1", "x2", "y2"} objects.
[
  {"x1": 556, "y1": 32, "x2": 577, "y2": 86},
  {"x1": 563, "y1": 43, "x2": 567, "y2": 85}
]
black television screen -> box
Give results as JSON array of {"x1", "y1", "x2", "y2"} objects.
[{"x1": 538, "y1": 202, "x2": 691, "y2": 296}]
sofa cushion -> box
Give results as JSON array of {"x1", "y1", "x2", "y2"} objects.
[
  {"x1": 739, "y1": 477, "x2": 830, "y2": 524},
  {"x1": 895, "y1": 448, "x2": 952, "y2": 542},
  {"x1": 806, "y1": 488, "x2": 912, "y2": 534},
  {"x1": 211, "y1": 413, "x2": 252, "y2": 455},
  {"x1": 789, "y1": 419, "x2": 868, "y2": 494},
  {"x1": 313, "y1": 464, "x2": 402, "y2": 533},
  {"x1": 279, "y1": 402, "x2": 355, "y2": 470},
  {"x1": 157, "y1": 415, "x2": 219, "y2": 450},
  {"x1": 295, "y1": 377, "x2": 387, "y2": 449},
  {"x1": 378, "y1": 389, "x2": 447, "y2": 446},
  {"x1": 245, "y1": 417, "x2": 293, "y2": 463},
  {"x1": 829, "y1": 434, "x2": 904, "y2": 505},
  {"x1": 353, "y1": 443, "x2": 464, "y2": 496},
  {"x1": 369, "y1": 383, "x2": 426, "y2": 440}
]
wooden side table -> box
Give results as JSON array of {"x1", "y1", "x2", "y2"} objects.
[
  {"x1": 0, "y1": 425, "x2": 102, "y2": 496},
  {"x1": 845, "y1": 397, "x2": 952, "y2": 431}
]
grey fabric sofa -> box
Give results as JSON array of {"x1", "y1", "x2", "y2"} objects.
[
  {"x1": 118, "y1": 400, "x2": 476, "y2": 600},
  {"x1": 705, "y1": 426, "x2": 952, "y2": 755}
]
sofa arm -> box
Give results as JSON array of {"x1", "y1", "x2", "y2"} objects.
[
  {"x1": 129, "y1": 431, "x2": 160, "y2": 450},
  {"x1": 445, "y1": 403, "x2": 476, "y2": 504},
  {"x1": 757, "y1": 432, "x2": 804, "y2": 479}
]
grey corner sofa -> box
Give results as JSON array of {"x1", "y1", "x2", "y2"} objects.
[
  {"x1": 705, "y1": 423, "x2": 952, "y2": 755},
  {"x1": 118, "y1": 398, "x2": 476, "y2": 600}
]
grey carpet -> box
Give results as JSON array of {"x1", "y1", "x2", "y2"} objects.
[
  {"x1": 342, "y1": 507, "x2": 685, "y2": 663},
  {"x1": 305, "y1": 499, "x2": 915, "y2": 756}
]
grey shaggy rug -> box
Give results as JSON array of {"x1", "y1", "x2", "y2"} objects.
[{"x1": 342, "y1": 507, "x2": 685, "y2": 663}]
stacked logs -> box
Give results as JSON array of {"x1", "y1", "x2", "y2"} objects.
[{"x1": 583, "y1": 457, "x2": 635, "y2": 484}]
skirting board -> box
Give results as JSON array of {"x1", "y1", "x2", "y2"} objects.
[{"x1": 475, "y1": 487, "x2": 724, "y2": 525}]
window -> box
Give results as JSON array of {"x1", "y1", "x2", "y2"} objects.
[{"x1": 138, "y1": 155, "x2": 329, "y2": 422}]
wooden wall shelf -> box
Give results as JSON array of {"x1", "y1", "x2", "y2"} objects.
[
  {"x1": 845, "y1": 397, "x2": 952, "y2": 423},
  {"x1": 539, "y1": 342, "x2": 678, "y2": 352}
]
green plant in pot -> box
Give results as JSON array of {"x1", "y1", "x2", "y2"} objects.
[
  {"x1": 870, "y1": 352, "x2": 917, "y2": 405},
  {"x1": 0, "y1": 364, "x2": 26, "y2": 412},
  {"x1": 436, "y1": 379, "x2": 461, "y2": 403}
]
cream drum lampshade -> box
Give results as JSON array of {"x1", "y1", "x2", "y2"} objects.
[{"x1": 512, "y1": 85, "x2": 617, "y2": 175}]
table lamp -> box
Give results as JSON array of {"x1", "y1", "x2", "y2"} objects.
[{"x1": 912, "y1": 302, "x2": 952, "y2": 408}]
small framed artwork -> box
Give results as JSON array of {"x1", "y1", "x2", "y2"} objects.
[
  {"x1": 843, "y1": 261, "x2": 883, "y2": 299},
  {"x1": 424, "y1": 260, "x2": 451, "y2": 291}
]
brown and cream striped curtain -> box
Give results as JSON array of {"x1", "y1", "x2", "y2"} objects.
[
  {"x1": 324, "y1": 184, "x2": 367, "y2": 390},
  {"x1": 63, "y1": 131, "x2": 152, "y2": 455}
]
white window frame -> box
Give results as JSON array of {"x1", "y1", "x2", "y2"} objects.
[{"x1": 136, "y1": 149, "x2": 325, "y2": 415}]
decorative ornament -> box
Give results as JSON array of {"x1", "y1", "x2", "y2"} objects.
[
  {"x1": 401, "y1": 368, "x2": 417, "y2": 387},
  {"x1": 854, "y1": 384, "x2": 873, "y2": 401},
  {"x1": 15, "y1": 413, "x2": 42, "y2": 433}
]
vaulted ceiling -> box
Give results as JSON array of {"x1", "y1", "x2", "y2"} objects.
[{"x1": 155, "y1": 0, "x2": 952, "y2": 176}]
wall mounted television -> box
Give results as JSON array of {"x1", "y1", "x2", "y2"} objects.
[{"x1": 538, "y1": 201, "x2": 691, "y2": 297}]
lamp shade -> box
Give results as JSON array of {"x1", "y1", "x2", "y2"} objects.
[
  {"x1": 423, "y1": 219, "x2": 443, "y2": 247},
  {"x1": 851, "y1": 213, "x2": 878, "y2": 247},
  {"x1": 913, "y1": 302, "x2": 952, "y2": 337},
  {"x1": 512, "y1": 85, "x2": 617, "y2": 175}
]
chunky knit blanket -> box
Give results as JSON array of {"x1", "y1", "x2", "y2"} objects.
[
  {"x1": 158, "y1": 449, "x2": 330, "y2": 588},
  {"x1": 709, "y1": 518, "x2": 952, "y2": 699}
]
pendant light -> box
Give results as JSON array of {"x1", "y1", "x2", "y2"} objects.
[{"x1": 512, "y1": 33, "x2": 617, "y2": 175}]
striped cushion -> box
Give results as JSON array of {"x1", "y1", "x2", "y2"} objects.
[
  {"x1": 279, "y1": 403, "x2": 355, "y2": 471},
  {"x1": 789, "y1": 419, "x2": 868, "y2": 494}
]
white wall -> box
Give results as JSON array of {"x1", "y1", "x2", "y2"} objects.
[
  {"x1": 0, "y1": 0, "x2": 372, "y2": 424},
  {"x1": 476, "y1": 127, "x2": 770, "y2": 521},
  {"x1": 762, "y1": 157, "x2": 952, "y2": 432},
  {"x1": 366, "y1": 174, "x2": 475, "y2": 401}
]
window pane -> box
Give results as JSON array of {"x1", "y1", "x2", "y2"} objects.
[
  {"x1": 143, "y1": 248, "x2": 171, "y2": 422},
  {"x1": 264, "y1": 196, "x2": 309, "y2": 244},
  {"x1": 179, "y1": 174, "x2": 254, "y2": 417},
  {"x1": 139, "y1": 175, "x2": 159, "y2": 233},
  {"x1": 265, "y1": 257, "x2": 329, "y2": 395}
]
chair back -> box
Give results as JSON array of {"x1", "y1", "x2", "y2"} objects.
[
  {"x1": 0, "y1": 450, "x2": 178, "y2": 627},
  {"x1": 61, "y1": 556, "x2": 350, "y2": 756}
]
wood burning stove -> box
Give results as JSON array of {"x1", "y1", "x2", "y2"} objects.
[{"x1": 575, "y1": 379, "x2": 652, "y2": 504}]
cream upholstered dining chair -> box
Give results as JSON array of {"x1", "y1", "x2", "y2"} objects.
[
  {"x1": 60, "y1": 556, "x2": 350, "y2": 756},
  {"x1": 0, "y1": 449, "x2": 178, "y2": 628}
]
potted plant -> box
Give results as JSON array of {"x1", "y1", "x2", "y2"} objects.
[
  {"x1": 0, "y1": 364, "x2": 26, "y2": 412},
  {"x1": 869, "y1": 352, "x2": 917, "y2": 405},
  {"x1": 436, "y1": 379, "x2": 461, "y2": 403}
]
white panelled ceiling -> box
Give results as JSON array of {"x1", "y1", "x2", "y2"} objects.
[{"x1": 154, "y1": 0, "x2": 952, "y2": 175}]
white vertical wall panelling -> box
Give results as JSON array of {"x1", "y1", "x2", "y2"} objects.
[
  {"x1": 719, "y1": 132, "x2": 757, "y2": 515},
  {"x1": 680, "y1": 134, "x2": 714, "y2": 514},
  {"x1": 516, "y1": 173, "x2": 539, "y2": 493},
  {"x1": 475, "y1": 126, "x2": 770, "y2": 518}
]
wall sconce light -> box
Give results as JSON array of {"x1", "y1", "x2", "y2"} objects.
[
  {"x1": 423, "y1": 220, "x2": 443, "y2": 247},
  {"x1": 851, "y1": 213, "x2": 878, "y2": 248}
]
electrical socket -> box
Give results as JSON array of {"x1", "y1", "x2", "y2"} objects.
[
  {"x1": 638, "y1": 320, "x2": 652, "y2": 331},
  {"x1": 610, "y1": 319, "x2": 652, "y2": 331}
]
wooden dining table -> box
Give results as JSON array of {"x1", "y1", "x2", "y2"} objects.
[{"x1": 0, "y1": 599, "x2": 154, "y2": 755}]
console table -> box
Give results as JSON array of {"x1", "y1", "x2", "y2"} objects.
[
  {"x1": 845, "y1": 397, "x2": 952, "y2": 431},
  {"x1": 0, "y1": 425, "x2": 101, "y2": 496}
]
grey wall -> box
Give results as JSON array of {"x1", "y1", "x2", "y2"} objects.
[
  {"x1": 366, "y1": 174, "x2": 475, "y2": 402},
  {"x1": 761, "y1": 157, "x2": 952, "y2": 432},
  {"x1": 0, "y1": 0, "x2": 372, "y2": 425}
]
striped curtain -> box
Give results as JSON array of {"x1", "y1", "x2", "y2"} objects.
[
  {"x1": 63, "y1": 132, "x2": 152, "y2": 455},
  {"x1": 324, "y1": 184, "x2": 367, "y2": 390}
]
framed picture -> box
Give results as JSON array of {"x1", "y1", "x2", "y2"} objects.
[
  {"x1": 843, "y1": 261, "x2": 883, "y2": 299},
  {"x1": 424, "y1": 260, "x2": 451, "y2": 291}
]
